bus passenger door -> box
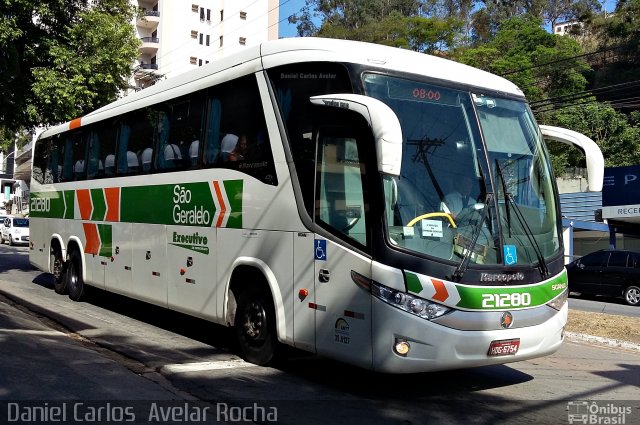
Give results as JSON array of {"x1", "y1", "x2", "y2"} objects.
[{"x1": 313, "y1": 119, "x2": 373, "y2": 368}]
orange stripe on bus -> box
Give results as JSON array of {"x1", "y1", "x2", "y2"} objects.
[
  {"x1": 83, "y1": 223, "x2": 100, "y2": 255},
  {"x1": 104, "y1": 187, "x2": 120, "y2": 222},
  {"x1": 69, "y1": 118, "x2": 82, "y2": 130},
  {"x1": 213, "y1": 181, "x2": 226, "y2": 228},
  {"x1": 76, "y1": 189, "x2": 93, "y2": 220}
]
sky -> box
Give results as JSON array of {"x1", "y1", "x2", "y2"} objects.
[
  {"x1": 278, "y1": 0, "x2": 307, "y2": 38},
  {"x1": 276, "y1": 0, "x2": 617, "y2": 38}
]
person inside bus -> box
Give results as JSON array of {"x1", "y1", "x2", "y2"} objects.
[
  {"x1": 228, "y1": 134, "x2": 248, "y2": 162},
  {"x1": 441, "y1": 174, "x2": 478, "y2": 218}
]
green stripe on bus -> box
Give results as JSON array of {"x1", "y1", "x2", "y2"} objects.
[
  {"x1": 97, "y1": 224, "x2": 112, "y2": 257},
  {"x1": 63, "y1": 190, "x2": 75, "y2": 219},
  {"x1": 223, "y1": 180, "x2": 243, "y2": 228},
  {"x1": 91, "y1": 189, "x2": 106, "y2": 221},
  {"x1": 454, "y1": 271, "x2": 568, "y2": 310},
  {"x1": 405, "y1": 272, "x2": 423, "y2": 293}
]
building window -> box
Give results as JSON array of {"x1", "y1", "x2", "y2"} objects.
[
  {"x1": 190, "y1": 56, "x2": 197, "y2": 64},
  {"x1": 239, "y1": 37, "x2": 246, "y2": 45},
  {"x1": 191, "y1": 30, "x2": 198, "y2": 38},
  {"x1": 240, "y1": 11, "x2": 247, "y2": 20},
  {"x1": 200, "y1": 7, "x2": 204, "y2": 20},
  {"x1": 206, "y1": 35, "x2": 210, "y2": 46},
  {"x1": 191, "y1": 4, "x2": 199, "y2": 12},
  {"x1": 199, "y1": 33, "x2": 203, "y2": 44},
  {"x1": 219, "y1": 35, "x2": 223, "y2": 47},
  {"x1": 206, "y1": 9, "x2": 211, "y2": 21},
  {"x1": 220, "y1": 9, "x2": 224, "y2": 21}
]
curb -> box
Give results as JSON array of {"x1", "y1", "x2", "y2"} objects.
[{"x1": 565, "y1": 331, "x2": 640, "y2": 352}]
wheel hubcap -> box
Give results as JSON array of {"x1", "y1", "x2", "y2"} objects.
[
  {"x1": 627, "y1": 288, "x2": 640, "y2": 305},
  {"x1": 243, "y1": 301, "x2": 266, "y2": 341}
]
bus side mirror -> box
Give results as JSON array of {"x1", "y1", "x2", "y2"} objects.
[
  {"x1": 539, "y1": 125, "x2": 604, "y2": 192},
  {"x1": 310, "y1": 94, "x2": 403, "y2": 176}
]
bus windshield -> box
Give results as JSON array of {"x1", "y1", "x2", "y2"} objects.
[{"x1": 363, "y1": 73, "x2": 560, "y2": 267}]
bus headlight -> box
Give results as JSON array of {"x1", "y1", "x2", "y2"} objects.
[
  {"x1": 372, "y1": 282, "x2": 451, "y2": 320},
  {"x1": 546, "y1": 288, "x2": 568, "y2": 311}
]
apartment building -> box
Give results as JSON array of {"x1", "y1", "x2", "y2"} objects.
[{"x1": 131, "y1": 0, "x2": 280, "y2": 90}]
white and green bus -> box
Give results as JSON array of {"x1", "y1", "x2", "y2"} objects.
[{"x1": 30, "y1": 38, "x2": 597, "y2": 373}]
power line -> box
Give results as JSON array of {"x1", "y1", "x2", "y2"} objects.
[
  {"x1": 530, "y1": 79, "x2": 640, "y2": 107},
  {"x1": 499, "y1": 43, "x2": 630, "y2": 77}
]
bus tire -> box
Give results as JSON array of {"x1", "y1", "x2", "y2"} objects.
[
  {"x1": 234, "y1": 286, "x2": 278, "y2": 365},
  {"x1": 51, "y1": 247, "x2": 67, "y2": 294},
  {"x1": 66, "y1": 250, "x2": 85, "y2": 301},
  {"x1": 624, "y1": 285, "x2": 640, "y2": 306}
]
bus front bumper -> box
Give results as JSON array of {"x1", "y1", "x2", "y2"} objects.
[{"x1": 371, "y1": 298, "x2": 568, "y2": 374}]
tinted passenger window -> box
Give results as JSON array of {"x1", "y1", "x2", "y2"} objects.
[
  {"x1": 202, "y1": 75, "x2": 277, "y2": 185},
  {"x1": 608, "y1": 252, "x2": 628, "y2": 267},
  {"x1": 155, "y1": 92, "x2": 206, "y2": 172},
  {"x1": 268, "y1": 63, "x2": 353, "y2": 214},
  {"x1": 580, "y1": 252, "x2": 606, "y2": 267}
]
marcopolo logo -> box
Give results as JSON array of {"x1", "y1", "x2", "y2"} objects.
[{"x1": 170, "y1": 231, "x2": 209, "y2": 255}]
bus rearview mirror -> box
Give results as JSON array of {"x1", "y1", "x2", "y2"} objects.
[{"x1": 310, "y1": 94, "x2": 403, "y2": 176}]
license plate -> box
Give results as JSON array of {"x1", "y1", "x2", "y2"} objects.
[{"x1": 487, "y1": 339, "x2": 520, "y2": 356}]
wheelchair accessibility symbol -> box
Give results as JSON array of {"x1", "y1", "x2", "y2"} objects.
[
  {"x1": 315, "y1": 239, "x2": 327, "y2": 261},
  {"x1": 503, "y1": 245, "x2": 517, "y2": 265}
]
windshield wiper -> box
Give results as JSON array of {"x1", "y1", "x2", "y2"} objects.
[
  {"x1": 494, "y1": 160, "x2": 549, "y2": 278},
  {"x1": 450, "y1": 192, "x2": 493, "y2": 282}
]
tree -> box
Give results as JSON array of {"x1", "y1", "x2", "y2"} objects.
[
  {"x1": 544, "y1": 101, "x2": 640, "y2": 176},
  {"x1": 0, "y1": 0, "x2": 140, "y2": 134},
  {"x1": 290, "y1": 0, "x2": 464, "y2": 53},
  {"x1": 455, "y1": 16, "x2": 590, "y2": 102}
]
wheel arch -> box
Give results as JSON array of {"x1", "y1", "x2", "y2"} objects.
[
  {"x1": 223, "y1": 257, "x2": 286, "y2": 342},
  {"x1": 48, "y1": 234, "x2": 66, "y2": 272}
]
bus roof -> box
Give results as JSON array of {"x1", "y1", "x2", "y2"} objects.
[{"x1": 39, "y1": 37, "x2": 524, "y2": 139}]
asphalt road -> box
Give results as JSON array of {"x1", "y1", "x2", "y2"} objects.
[
  {"x1": 0, "y1": 243, "x2": 639, "y2": 425},
  {"x1": 569, "y1": 294, "x2": 640, "y2": 317}
]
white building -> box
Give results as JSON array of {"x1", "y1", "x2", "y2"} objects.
[{"x1": 131, "y1": 0, "x2": 280, "y2": 90}]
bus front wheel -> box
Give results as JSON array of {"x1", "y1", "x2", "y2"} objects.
[
  {"x1": 66, "y1": 250, "x2": 85, "y2": 301},
  {"x1": 234, "y1": 286, "x2": 278, "y2": 365}
]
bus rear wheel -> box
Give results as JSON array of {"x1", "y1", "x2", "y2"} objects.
[
  {"x1": 234, "y1": 286, "x2": 278, "y2": 365},
  {"x1": 66, "y1": 250, "x2": 85, "y2": 301},
  {"x1": 52, "y1": 248, "x2": 67, "y2": 294}
]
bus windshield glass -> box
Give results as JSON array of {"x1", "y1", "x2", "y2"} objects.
[{"x1": 363, "y1": 73, "x2": 560, "y2": 267}]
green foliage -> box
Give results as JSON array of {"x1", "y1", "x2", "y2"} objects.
[
  {"x1": 0, "y1": 0, "x2": 139, "y2": 132},
  {"x1": 544, "y1": 102, "x2": 640, "y2": 175},
  {"x1": 293, "y1": 0, "x2": 464, "y2": 52},
  {"x1": 455, "y1": 16, "x2": 590, "y2": 102}
]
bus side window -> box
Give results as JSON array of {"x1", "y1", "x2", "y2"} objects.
[
  {"x1": 203, "y1": 74, "x2": 277, "y2": 185},
  {"x1": 33, "y1": 138, "x2": 50, "y2": 184}
]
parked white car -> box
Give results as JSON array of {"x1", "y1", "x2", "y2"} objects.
[{"x1": 1, "y1": 217, "x2": 30, "y2": 245}]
